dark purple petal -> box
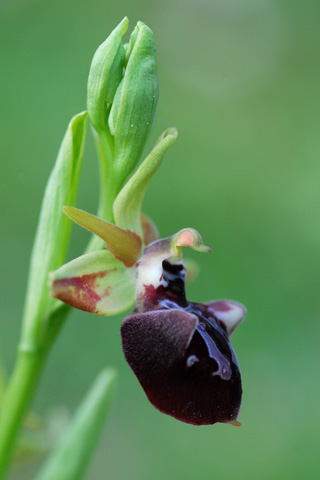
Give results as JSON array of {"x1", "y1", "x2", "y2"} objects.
[
  {"x1": 121, "y1": 308, "x2": 242, "y2": 425},
  {"x1": 121, "y1": 308, "x2": 197, "y2": 374}
]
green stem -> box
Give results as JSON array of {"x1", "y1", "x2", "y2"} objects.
[
  {"x1": 0, "y1": 347, "x2": 46, "y2": 478},
  {"x1": 86, "y1": 128, "x2": 122, "y2": 253},
  {"x1": 0, "y1": 306, "x2": 69, "y2": 479}
]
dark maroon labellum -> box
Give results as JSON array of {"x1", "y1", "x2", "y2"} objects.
[{"x1": 121, "y1": 259, "x2": 244, "y2": 425}]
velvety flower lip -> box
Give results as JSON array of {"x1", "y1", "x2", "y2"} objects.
[{"x1": 121, "y1": 241, "x2": 246, "y2": 426}]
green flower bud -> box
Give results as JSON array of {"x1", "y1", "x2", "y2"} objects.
[
  {"x1": 87, "y1": 17, "x2": 128, "y2": 133},
  {"x1": 109, "y1": 21, "x2": 159, "y2": 182}
]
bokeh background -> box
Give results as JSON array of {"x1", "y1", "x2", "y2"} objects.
[{"x1": 1, "y1": 1, "x2": 320, "y2": 479}]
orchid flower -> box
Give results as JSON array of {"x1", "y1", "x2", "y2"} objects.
[{"x1": 50, "y1": 206, "x2": 246, "y2": 426}]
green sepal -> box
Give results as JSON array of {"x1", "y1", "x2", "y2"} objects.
[
  {"x1": 63, "y1": 206, "x2": 142, "y2": 267},
  {"x1": 113, "y1": 127, "x2": 178, "y2": 237},
  {"x1": 34, "y1": 369, "x2": 117, "y2": 480},
  {"x1": 87, "y1": 17, "x2": 128, "y2": 132},
  {"x1": 50, "y1": 250, "x2": 136, "y2": 316},
  {"x1": 109, "y1": 21, "x2": 159, "y2": 181},
  {"x1": 21, "y1": 112, "x2": 88, "y2": 349}
]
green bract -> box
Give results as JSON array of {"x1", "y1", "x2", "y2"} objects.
[
  {"x1": 113, "y1": 127, "x2": 178, "y2": 237},
  {"x1": 21, "y1": 112, "x2": 87, "y2": 349}
]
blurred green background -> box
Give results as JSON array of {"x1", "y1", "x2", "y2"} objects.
[{"x1": 1, "y1": 0, "x2": 320, "y2": 479}]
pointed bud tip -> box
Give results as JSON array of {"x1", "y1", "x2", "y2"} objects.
[
  {"x1": 112, "y1": 16, "x2": 129, "y2": 34},
  {"x1": 122, "y1": 16, "x2": 129, "y2": 26},
  {"x1": 136, "y1": 21, "x2": 151, "y2": 33}
]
